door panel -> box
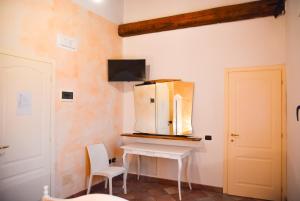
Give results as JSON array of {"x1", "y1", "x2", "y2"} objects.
[
  {"x1": 227, "y1": 69, "x2": 282, "y2": 200},
  {"x1": 236, "y1": 157, "x2": 272, "y2": 187},
  {"x1": 0, "y1": 52, "x2": 52, "y2": 201}
]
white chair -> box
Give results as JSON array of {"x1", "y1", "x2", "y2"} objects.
[{"x1": 86, "y1": 144, "x2": 127, "y2": 195}]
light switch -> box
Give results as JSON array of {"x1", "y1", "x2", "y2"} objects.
[
  {"x1": 56, "y1": 33, "x2": 78, "y2": 51},
  {"x1": 61, "y1": 91, "x2": 74, "y2": 102}
]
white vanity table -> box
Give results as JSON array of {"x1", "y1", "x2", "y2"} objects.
[
  {"x1": 122, "y1": 80, "x2": 197, "y2": 200},
  {"x1": 121, "y1": 142, "x2": 193, "y2": 200}
]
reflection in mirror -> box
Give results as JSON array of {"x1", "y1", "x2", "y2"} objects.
[
  {"x1": 134, "y1": 84, "x2": 156, "y2": 133},
  {"x1": 156, "y1": 82, "x2": 171, "y2": 134},
  {"x1": 134, "y1": 81, "x2": 194, "y2": 135}
]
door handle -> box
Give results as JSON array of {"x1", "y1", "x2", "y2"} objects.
[
  {"x1": 231, "y1": 133, "x2": 239, "y2": 137},
  {"x1": 297, "y1": 105, "x2": 300, "y2": 121},
  {"x1": 0, "y1": 145, "x2": 9, "y2": 150}
]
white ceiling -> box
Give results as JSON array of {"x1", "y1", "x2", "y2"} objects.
[
  {"x1": 72, "y1": 0, "x2": 257, "y2": 24},
  {"x1": 72, "y1": 0, "x2": 124, "y2": 24}
]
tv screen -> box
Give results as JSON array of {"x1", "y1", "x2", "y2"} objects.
[{"x1": 108, "y1": 59, "x2": 146, "y2": 81}]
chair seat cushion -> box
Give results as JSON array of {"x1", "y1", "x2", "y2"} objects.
[{"x1": 94, "y1": 166, "x2": 126, "y2": 178}]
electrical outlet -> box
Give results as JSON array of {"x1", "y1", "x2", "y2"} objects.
[
  {"x1": 109, "y1": 157, "x2": 116, "y2": 164},
  {"x1": 205, "y1": 135, "x2": 212, "y2": 140}
]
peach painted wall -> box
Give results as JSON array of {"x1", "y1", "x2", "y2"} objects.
[
  {"x1": 122, "y1": 0, "x2": 286, "y2": 188},
  {"x1": 0, "y1": 0, "x2": 123, "y2": 198},
  {"x1": 286, "y1": 0, "x2": 300, "y2": 200}
]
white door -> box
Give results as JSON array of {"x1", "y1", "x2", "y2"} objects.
[
  {"x1": 227, "y1": 68, "x2": 282, "y2": 200},
  {"x1": 134, "y1": 84, "x2": 156, "y2": 133},
  {"x1": 0, "y1": 52, "x2": 52, "y2": 201}
]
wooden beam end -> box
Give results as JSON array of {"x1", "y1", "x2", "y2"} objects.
[{"x1": 274, "y1": 0, "x2": 286, "y2": 18}]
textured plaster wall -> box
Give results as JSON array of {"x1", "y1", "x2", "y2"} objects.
[{"x1": 0, "y1": 0, "x2": 123, "y2": 197}]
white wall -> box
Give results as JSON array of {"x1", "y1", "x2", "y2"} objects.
[
  {"x1": 286, "y1": 0, "x2": 300, "y2": 200},
  {"x1": 122, "y1": 1, "x2": 286, "y2": 187},
  {"x1": 123, "y1": 0, "x2": 253, "y2": 23},
  {"x1": 72, "y1": 0, "x2": 123, "y2": 24}
]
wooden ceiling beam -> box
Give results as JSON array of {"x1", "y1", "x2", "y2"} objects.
[{"x1": 118, "y1": 0, "x2": 285, "y2": 37}]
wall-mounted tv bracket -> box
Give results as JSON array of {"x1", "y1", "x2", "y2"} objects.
[{"x1": 297, "y1": 105, "x2": 300, "y2": 121}]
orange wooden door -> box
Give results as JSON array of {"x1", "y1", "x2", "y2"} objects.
[{"x1": 227, "y1": 68, "x2": 282, "y2": 200}]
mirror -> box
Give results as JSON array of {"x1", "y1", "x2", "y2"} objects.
[{"x1": 134, "y1": 80, "x2": 194, "y2": 135}]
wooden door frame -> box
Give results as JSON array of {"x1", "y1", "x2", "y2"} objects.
[
  {"x1": 0, "y1": 49, "x2": 56, "y2": 196},
  {"x1": 223, "y1": 65, "x2": 287, "y2": 200}
]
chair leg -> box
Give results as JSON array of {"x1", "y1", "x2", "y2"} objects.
[
  {"x1": 87, "y1": 175, "x2": 93, "y2": 194},
  {"x1": 109, "y1": 177, "x2": 113, "y2": 195},
  {"x1": 105, "y1": 178, "x2": 108, "y2": 189},
  {"x1": 123, "y1": 172, "x2": 127, "y2": 194}
]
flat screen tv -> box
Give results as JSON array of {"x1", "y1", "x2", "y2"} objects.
[{"x1": 108, "y1": 59, "x2": 146, "y2": 81}]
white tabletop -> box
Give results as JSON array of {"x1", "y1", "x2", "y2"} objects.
[{"x1": 121, "y1": 143, "x2": 193, "y2": 156}]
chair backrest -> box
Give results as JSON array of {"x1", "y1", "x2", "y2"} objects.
[{"x1": 87, "y1": 143, "x2": 109, "y2": 173}]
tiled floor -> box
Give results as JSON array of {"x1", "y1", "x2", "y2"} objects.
[{"x1": 89, "y1": 174, "x2": 264, "y2": 201}]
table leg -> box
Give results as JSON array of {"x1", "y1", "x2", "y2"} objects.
[
  {"x1": 105, "y1": 178, "x2": 108, "y2": 189},
  {"x1": 123, "y1": 152, "x2": 128, "y2": 169},
  {"x1": 177, "y1": 158, "x2": 182, "y2": 200},
  {"x1": 187, "y1": 154, "x2": 192, "y2": 190},
  {"x1": 123, "y1": 172, "x2": 127, "y2": 194},
  {"x1": 109, "y1": 177, "x2": 112, "y2": 195},
  {"x1": 137, "y1": 155, "x2": 141, "y2": 180},
  {"x1": 122, "y1": 152, "x2": 128, "y2": 193}
]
